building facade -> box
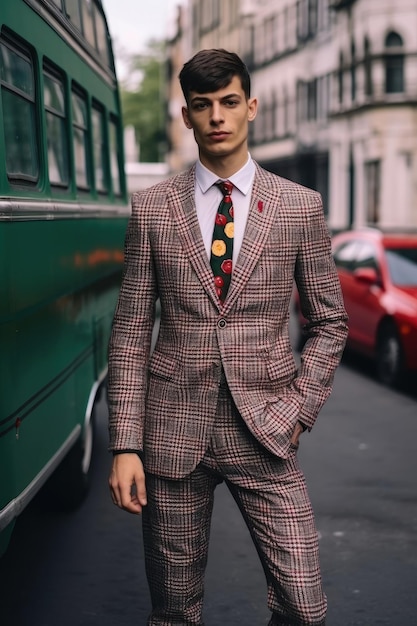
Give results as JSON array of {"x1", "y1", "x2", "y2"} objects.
[{"x1": 166, "y1": 0, "x2": 417, "y2": 230}]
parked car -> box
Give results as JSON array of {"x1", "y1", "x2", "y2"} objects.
[{"x1": 295, "y1": 228, "x2": 417, "y2": 387}]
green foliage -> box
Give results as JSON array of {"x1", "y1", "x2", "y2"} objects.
[{"x1": 120, "y1": 40, "x2": 167, "y2": 163}]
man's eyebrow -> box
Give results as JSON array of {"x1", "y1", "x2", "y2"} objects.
[
  {"x1": 190, "y1": 92, "x2": 242, "y2": 103},
  {"x1": 190, "y1": 96, "x2": 210, "y2": 103}
]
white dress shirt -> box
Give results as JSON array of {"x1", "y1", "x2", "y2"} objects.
[{"x1": 194, "y1": 155, "x2": 255, "y2": 265}]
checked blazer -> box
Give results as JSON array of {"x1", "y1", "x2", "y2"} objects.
[{"x1": 108, "y1": 163, "x2": 348, "y2": 478}]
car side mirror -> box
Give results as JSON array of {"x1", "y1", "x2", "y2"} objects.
[{"x1": 353, "y1": 267, "x2": 379, "y2": 285}]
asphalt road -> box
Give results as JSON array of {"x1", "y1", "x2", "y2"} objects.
[{"x1": 1, "y1": 353, "x2": 416, "y2": 626}]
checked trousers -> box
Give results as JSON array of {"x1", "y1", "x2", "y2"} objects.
[{"x1": 142, "y1": 380, "x2": 327, "y2": 626}]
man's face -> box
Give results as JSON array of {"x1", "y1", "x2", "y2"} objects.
[{"x1": 182, "y1": 75, "x2": 257, "y2": 168}]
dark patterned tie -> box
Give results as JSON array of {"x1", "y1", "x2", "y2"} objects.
[{"x1": 210, "y1": 180, "x2": 234, "y2": 303}]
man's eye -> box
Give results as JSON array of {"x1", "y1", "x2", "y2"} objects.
[
  {"x1": 225, "y1": 99, "x2": 238, "y2": 107},
  {"x1": 194, "y1": 102, "x2": 208, "y2": 110}
]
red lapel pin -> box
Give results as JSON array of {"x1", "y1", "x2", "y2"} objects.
[{"x1": 257, "y1": 200, "x2": 263, "y2": 213}]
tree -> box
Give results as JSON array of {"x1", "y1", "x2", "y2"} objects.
[{"x1": 120, "y1": 40, "x2": 167, "y2": 163}]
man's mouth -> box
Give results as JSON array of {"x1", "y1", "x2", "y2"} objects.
[{"x1": 208, "y1": 131, "x2": 230, "y2": 141}]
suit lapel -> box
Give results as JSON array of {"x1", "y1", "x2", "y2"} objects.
[
  {"x1": 168, "y1": 167, "x2": 221, "y2": 308},
  {"x1": 222, "y1": 169, "x2": 281, "y2": 314}
]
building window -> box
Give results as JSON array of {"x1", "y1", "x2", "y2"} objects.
[
  {"x1": 266, "y1": 96, "x2": 273, "y2": 140},
  {"x1": 265, "y1": 17, "x2": 274, "y2": 61},
  {"x1": 350, "y1": 40, "x2": 356, "y2": 102},
  {"x1": 297, "y1": 0, "x2": 318, "y2": 41},
  {"x1": 317, "y1": 74, "x2": 330, "y2": 121},
  {"x1": 296, "y1": 80, "x2": 306, "y2": 123},
  {"x1": 273, "y1": 14, "x2": 280, "y2": 56},
  {"x1": 297, "y1": 0, "x2": 308, "y2": 41},
  {"x1": 44, "y1": 68, "x2": 69, "y2": 186},
  {"x1": 0, "y1": 38, "x2": 39, "y2": 183},
  {"x1": 364, "y1": 36, "x2": 373, "y2": 97},
  {"x1": 192, "y1": 3, "x2": 198, "y2": 47},
  {"x1": 307, "y1": 79, "x2": 317, "y2": 120},
  {"x1": 309, "y1": 0, "x2": 318, "y2": 36},
  {"x1": 253, "y1": 100, "x2": 265, "y2": 144},
  {"x1": 318, "y1": 0, "x2": 330, "y2": 31},
  {"x1": 385, "y1": 31, "x2": 404, "y2": 94},
  {"x1": 264, "y1": 92, "x2": 276, "y2": 140},
  {"x1": 275, "y1": 95, "x2": 281, "y2": 137},
  {"x1": 254, "y1": 22, "x2": 264, "y2": 65},
  {"x1": 283, "y1": 88, "x2": 289, "y2": 135},
  {"x1": 338, "y1": 51, "x2": 344, "y2": 104},
  {"x1": 283, "y1": 7, "x2": 289, "y2": 49},
  {"x1": 199, "y1": 0, "x2": 220, "y2": 34},
  {"x1": 365, "y1": 160, "x2": 381, "y2": 224},
  {"x1": 271, "y1": 92, "x2": 278, "y2": 137}
]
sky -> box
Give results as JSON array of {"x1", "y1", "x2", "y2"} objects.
[{"x1": 102, "y1": 0, "x2": 184, "y2": 81}]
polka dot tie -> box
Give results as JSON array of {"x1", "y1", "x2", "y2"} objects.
[{"x1": 210, "y1": 180, "x2": 234, "y2": 303}]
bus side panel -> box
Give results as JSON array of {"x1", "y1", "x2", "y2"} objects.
[
  {"x1": 0, "y1": 227, "x2": 18, "y2": 535},
  {"x1": 0, "y1": 0, "x2": 128, "y2": 555},
  {"x1": 0, "y1": 215, "x2": 126, "y2": 546}
]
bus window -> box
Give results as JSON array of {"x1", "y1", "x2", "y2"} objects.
[
  {"x1": 44, "y1": 69, "x2": 69, "y2": 187},
  {"x1": 93, "y1": 3, "x2": 111, "y2": 67},
  {"x1": 72, "y1": 89, "x2": 90, "y2": 189},
  {"x1": 81, "y1": 0, "x2": 97, "y2": 50},
  {"x1": 0, "y1": 39, "x2": 39, "y2": 183},
  {"x1": 92, "y1": 105, "x2": 108, "y2": 193},
  {"x1": 109, "y1": 118, "x2": 121, "y2": 196},
  {"x1": 65, "y1": 0, "x2": 82, "y2": 32}
]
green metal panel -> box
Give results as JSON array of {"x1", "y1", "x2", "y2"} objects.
[
  {"x1": 0, "y1": 0, "x2": 130, "y2": 556},
  {"x1": 0, "y1": 212, "x2": 128, "y2": 549},
  {"x1": 0, "y1": 212, "x2": 126, "y2": 500}
]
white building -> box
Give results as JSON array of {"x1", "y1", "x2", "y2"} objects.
[
  {"x1": 168, "y1": 0, "x2": 417, "y2": 230},
  {"x1": 242, "y1": 0, "x2": 417, "y2": 230}
]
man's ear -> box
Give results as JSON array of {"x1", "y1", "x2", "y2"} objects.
[
  {"x1": 182, "y1": 106, "x2": 193, "y2": 129},
  {"x1": 247, "y1": 97, "x2": 258, "y2": 122}
]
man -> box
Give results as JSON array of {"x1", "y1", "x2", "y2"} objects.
[{"x1": 108, "y1": 49, "x2": 348, "y2": 626}]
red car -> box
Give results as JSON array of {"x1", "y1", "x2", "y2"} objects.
[{"x1": 295, "y1": 228, "x2": 417, "y2": 387}]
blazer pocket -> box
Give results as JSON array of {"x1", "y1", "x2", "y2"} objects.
[
  {"x1": 148, "y1": 352, "x2": 177, "y2": 381},
  {"x1": 260, "y1": 393, "x2": 303, "y2": 442}
]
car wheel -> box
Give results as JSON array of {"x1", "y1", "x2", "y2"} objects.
[{"x1": 376, "y1": 327, "x2": 403, "y2": 387}]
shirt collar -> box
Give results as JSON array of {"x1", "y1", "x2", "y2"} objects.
[{"x1": 195, "y1": 154, "x2": 255, "y2": 196}]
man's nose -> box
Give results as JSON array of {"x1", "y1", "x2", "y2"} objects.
[{"x1": 210, "y1": 102, "x2": 224, "y2": 124}]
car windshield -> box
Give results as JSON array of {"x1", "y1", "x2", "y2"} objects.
[{"x1": 385, "y1": 247, "x2": 417, "y2": 286}]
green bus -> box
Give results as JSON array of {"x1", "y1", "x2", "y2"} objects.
[{"x1": 0, "y1": 0, "x2": 129, "y2": 556}]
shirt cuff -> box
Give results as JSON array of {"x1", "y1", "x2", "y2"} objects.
[{"x1": 112, "y1": 449, "x2": 142, "y2": 456}]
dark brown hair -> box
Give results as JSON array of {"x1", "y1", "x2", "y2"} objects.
[{"x1": 179, "y1": 49, "x2": 251, "y2": 103}]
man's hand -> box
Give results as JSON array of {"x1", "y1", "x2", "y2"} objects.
[
  {"x1": 109, "y1": 453, "x2": 147, "y2": 514},
  {"x1": 290, "y1": 421, "x2": 305, "y2": 447}
]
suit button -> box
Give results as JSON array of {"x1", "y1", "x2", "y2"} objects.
[{"x1": 217, "y1": 318, "x2": 227, "y2": 329}]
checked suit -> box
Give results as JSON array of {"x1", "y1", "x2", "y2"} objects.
[{"x1": 108, "y1": 162, "x2": 348, "y2": 625}]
